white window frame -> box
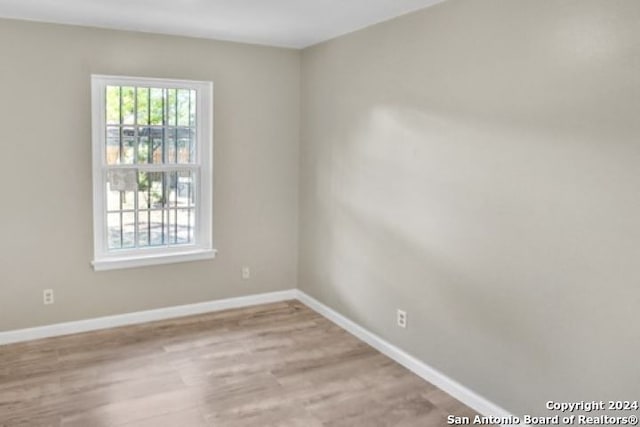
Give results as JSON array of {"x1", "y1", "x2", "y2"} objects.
[{"x1": 91, "y1": 75, "x2": 215, "y2": 271}]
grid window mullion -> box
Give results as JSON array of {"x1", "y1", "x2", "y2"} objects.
[
  {"x1": 175, "y1": 91, "x2": 179, "y2": 163},
  {"x1": 105, "y1": 167, "x2": 197, "y2": 249},
  {"x1": 147, "y1": 172, "x2": 151, "y2": 245},
  {"x1": 173, "y1": 171, "x2": 177, "y2": 244},
  {"x1": 148, "y1": 89, "x2": 152, "y2": 164},
  {"x1": 119, "y1": 211, "x2": 123, "y2": 249},
  {"x1": 134, "y1": 182, "x2": 139, "y2": 247},
  {"x1": 119, "y1": 88, "x2": 123, "y2": 164},
  {"x1": 162, "y1": 89, "x2": 167, "y2": 164},
  {"x1": 133, "y1": 88, "x2": 139, "y2": 248},
  {"x1": 106, "y1": 208, "x2": 137, "y2": 214},
  {"x1": 162, "y1": 172, "x2": 167, "y2": 245},
  {"x1": 188, "y1": 92, "x2": 192, "y2": 163},
  {"x1": 187, "y1": 172, "x2": 192, "y2": 242},
  {"x1": 133, "y1": 88, "x2": 138, "y2": 163}
]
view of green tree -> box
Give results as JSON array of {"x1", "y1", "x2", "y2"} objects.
[
  {"x1": 121, "y1": 87, "x2": 135, "y2": 124},
  {"x1": 105, "y1": 85, "x2": 196, "y2": 127},
  {"x1": 167, "y1": 88, "x2": 176, "y2": 126},
  {"x1": 106, "y1": 86, "x2": 120, "y2": 124},
  {"x1": 138, "y1": 171, "x2": 165, "y2": 208},
  {"x1": 137, "y1": 87, "x2": 149, "y2": 125},
  {"x1": 150, "y1": 88, "x2": 163, "y2": 125},
  {"x1": 178, "y1": 90, "x2": 190, "y2": 126},
  {"x1": 105, "y1": 85, "x2": 197, "y2": 167}
]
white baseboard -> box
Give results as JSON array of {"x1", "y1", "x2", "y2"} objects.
[
  {"x1": 294, "y1": 290, "x2": 522, "y2": 427},
  {"x1": 0, "y1": 289, "x2": 297, "y2": 346},
  {"x1": 0, "y1": 287, "x2": 520, "y2": 426}
]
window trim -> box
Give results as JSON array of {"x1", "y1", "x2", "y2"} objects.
[{"x1": 90, "y1": 75, "x2": 215, "y2": 271}]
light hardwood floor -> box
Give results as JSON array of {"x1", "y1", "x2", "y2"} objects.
[{"x1": 0, "y1": 301, "x2": 478, "y2": 426}]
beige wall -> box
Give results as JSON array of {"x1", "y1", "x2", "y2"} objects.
[
  {"x1": 0, "y1": 19, "x2": 300, "y2": 331},
  {"x1": 299, "y1": 0, "x2": 640, "y2": 416}
]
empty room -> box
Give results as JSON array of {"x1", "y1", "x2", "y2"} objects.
[{"x1": 0, "y1": 0, "x2": 638, "y2": 426}]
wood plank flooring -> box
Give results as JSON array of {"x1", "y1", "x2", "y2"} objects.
[{"x1": 0, "y1": 300, "x2": 478, "y2": 426}]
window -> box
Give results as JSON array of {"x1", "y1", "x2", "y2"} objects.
[{"x1": 91, "y1": 75, "x2": 214, "y2": 271}]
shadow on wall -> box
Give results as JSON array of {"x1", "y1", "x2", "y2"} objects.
[
  {"x1": 309, "y1": 101, "x2": 638, "y2": 405},
  {"x1": 320, "y1": 103, "x2": 551, "y2": 364}
]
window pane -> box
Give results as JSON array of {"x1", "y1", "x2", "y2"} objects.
[
  {"x1": 189, "y1": 209, "x2": 195, "y2": 242},
  {"x1": 122, "y1": 127, "x2": 135, "y2": 164},
  {"x1": 153, "y1": 131, "x2": 164, "y2": 164},
  {"x1": 167, "y1": 208, "x2": 190, "y2": 245},
  {"x1": 190, "y1": 90, "x2": 196, "y2": 127},
  {"x1": 190, "y1": 129, "x2": 196, "y2": 163},
  {"x1": 106, "y1": 170, "x2": 195, "y2": 249},
  {"x1": 137, "y1": 87, "x2": 149, "y2": 125},
  {"x1": 150, "y1": 210, "x2": 165, "y2": 246},
  {"x1": 138, "y1": 210, "x2": 164, "y2": 247},
  {"x1": 150, "y1": 88, "x2": 164, "y2": 125},
  {"x1": 106, "y1": 185, "x2": 135, "y2": 212},
  {"x1": 149, "y1": 172, "x2": 165, "y2": 207},
  {"x1": 106, "y1": 86, "x2": 120, "y2": 125},
  {"x1": 121, "y1": 87, "x2": 135, "y2": 125},
  {"x1": 138, "y1": 171, "x2": 165, "y2": 209},
  {"x1": 177, "y1": 128, "x2": 190, "y2": 164},
  {"x1": 175, "y1": 170, "x2": 194, "y2": 207},
  {"x1": 107, "y1": 213, "x2": 122, "y2": 249},
  {"x1": 167, "y1": 88, "x2": 177, "y2": 126},
  {"x1": 176, "y1": 209, "x2": 192, "y2": 244},
  {"x1": 166, "y1": 128, "x2": 177, "y2": 164},
  {"x1": 137, "y1": 127, "x2": 163, "y2": 164},
  {"x1": 165, "y1": 171, "x2": 178, "y2": 207},
  {"x1": 167, "y1": 209, "x2": 178, "y2": 244},
  {"x1": 106, "y1": 126, "x2": 120, "y2": 165},
  {"x1": 137, "y1": 211, "x2": 149, "y2": 247},
  {"x1": 137, "y1": 130, "x2": 149, "y2": 164},
  {"x1": 122, "y1": 212, "x2": 135, "y2": 248},
  {"x1": 177, "y1": 89, "x2": 190, "y2": 127}
]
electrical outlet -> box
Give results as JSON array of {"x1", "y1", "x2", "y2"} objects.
[
  {"x1": 397, "y1": 309, "x2": 407, "y2": 328},
  {"x1": 43, "y1": 289, "x2": 54, "y2": 305},
  {"x1": 242, "y1": 266, "x2": 251, "y2": 280}
]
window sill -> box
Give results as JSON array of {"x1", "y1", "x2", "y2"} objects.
[{"x1": 92, "y1": 248, "x2": 217, "y2": 271}]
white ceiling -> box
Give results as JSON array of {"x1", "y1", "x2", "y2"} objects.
[{"x1": 0, "y1": 0, "x2": 444, "y2": 48}]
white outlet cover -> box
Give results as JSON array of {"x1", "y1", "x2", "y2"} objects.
[
  {"x1": 397, "y1": 309, "x2": 407, "y2": 328},
  {"x1": 43, "y1": 289, "x2": 54, "y2": 305}
]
